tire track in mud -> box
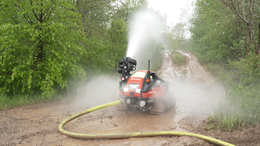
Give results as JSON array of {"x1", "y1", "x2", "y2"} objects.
[
  {"x1": 157, "y1": 49, "x2": 223, "y2": 132},
  {"x1": 157, "y1": 50, "x2": 177, "y2": 79},
  {"x1": 175, "y1": 50, "x2": 215, "y2": 83},
  {"x1": 156, "y1": 50, "x2": 188, "y2": 132}
]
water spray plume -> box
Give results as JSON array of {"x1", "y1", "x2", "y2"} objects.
[
  {"x1": 74, "y1": 76, "x2": 119, "y2": 107},
  {"x1": 126, "y1": 9, "x2": 162, "y2": 60}
]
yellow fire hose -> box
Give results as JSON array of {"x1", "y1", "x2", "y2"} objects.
[{"x1": 58, "y1": 100, "x2": 235, "y2": 146}]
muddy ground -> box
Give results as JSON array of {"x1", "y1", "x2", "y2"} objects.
[{"x1": 1, "y1": 50, "x2": 260, "y2": 146}]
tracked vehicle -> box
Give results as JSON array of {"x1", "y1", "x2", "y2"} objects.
[{"x1": 118, "y1": 57, "x2": 175, "y2": 114}]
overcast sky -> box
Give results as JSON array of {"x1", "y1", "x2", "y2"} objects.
[{"x1": 148, "y1": 0, "x2": 194, "y2": 26}]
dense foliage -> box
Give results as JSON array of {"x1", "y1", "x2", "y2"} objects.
[
  {"x1": 189, "y1": 0, "x2": 260, "y2": 130},
  {"x1": 0, "y1": 0, "x2": 165, "y2": 101},
  {"x1": 0, "y1": 0, "x2": 87, "y2": 97}
]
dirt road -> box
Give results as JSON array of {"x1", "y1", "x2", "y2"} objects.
[{"x1": 1, "y1": 50, "x2": 259, "y2": 146}]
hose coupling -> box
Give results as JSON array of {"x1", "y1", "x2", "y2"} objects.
[{"x1": 120, "y1": 98, "x2": 125, "y2": 103}]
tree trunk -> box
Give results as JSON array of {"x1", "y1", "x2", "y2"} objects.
[
  {"x1": 250, "y1": 0, "x2": 258, "y2": 54},
  {"x1": 37, "y1": 49, "x2": 43, "y2": 62},
  {"x1": 247, "y1": 23, "x2": 252, "y2": 44},
  {"x1": 238, "y1": 17, "x2": 249, "y2": 54},
  {"x1": 37, "y1": 0, "x2": 44, "y2": 62},
  {"x1": 37, "y1": 39, "x2": 44, "y2": 62},
  {"x1": 258, "y1": 23, "x2": 260, "y2": 55}
]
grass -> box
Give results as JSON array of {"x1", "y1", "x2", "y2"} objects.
[
  {"x1": 181, "y1": 70, "x2": 187, "y2": 75},
  {"x1": 207, "y1": 84, "x2": 260, "y2": 131},
  {"x1": 0, "y1": 93, "x2": 62, "y2": 111},
  {"x1": 171, "y1": 50, "x2": 187, "y2": 66},
  {"x1": 207, "y1": 113, "x2": 246, "y2": 132}
]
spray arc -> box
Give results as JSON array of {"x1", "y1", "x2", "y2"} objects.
[{"x1": 118, "y1": 57, "x2": 175, "y2": 114}]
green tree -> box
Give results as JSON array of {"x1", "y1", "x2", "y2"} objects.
[
  {"x1": 166, "y1": 22, "x2": 187, "y2": 50},
  {"x1": 109, "y1": 18, "x2": 128, "y2": 61},
  {"x1": 220, "y1": 0, "x2": 260, "y2": 55},
  {"x1": 76, "y1": 0, "x2": 149, "y2": 76},
  {"x1": 0, "y1": 0, "x2": 86, "y2": 97},
  {"x1": 190, "y1": 0, "x2": 242, "y2": 63},
  {"x1": 114, "y1": 0, "x2": 148, "y2": 23},
  {"x1": 171, "y1": 22, "x2": 186, "y2": 42},
  {"x1": 76, "y1": 0, "x2": 116, "y2": 38}
]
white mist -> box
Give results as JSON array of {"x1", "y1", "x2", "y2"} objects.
[{"x1": 126, "y1": 9, "x2": 162, "y2": 61}]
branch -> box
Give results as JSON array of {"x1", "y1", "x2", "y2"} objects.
[
  {"x1": 13, "y1": 3, "x2": 20, "y2": 9},
  {"x1": 32, "y1": 9, "x2": 40, "y2": 22},
  {"x1": 43, "y1": 4, "x2": 55, "y2": 22},
  {"x1": 245, "y1": 0, "x2": 251, "y2": 10},
  {"x1": 23, "y1": 13, "x2": 34, "y2": 25},
  {"x1": 43, "y1": 6, "x2": 54, "y2": 22},
  {"x1": 220, "y1": 0, "x2": 249, "y2": 24},
  {"x1": 30, "y1": 0, "x2": 40, "y2": 22}
]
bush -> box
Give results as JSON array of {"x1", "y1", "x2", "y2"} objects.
[{"x1": 202, "y1": 55, "x2": 260, "y2": 131}]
